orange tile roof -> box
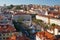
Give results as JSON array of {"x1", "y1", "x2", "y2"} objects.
[
  {"x1": 36, "y1": 31, "x2": 55, "y2": 40},
  {"x1": 10, "y1": 34, "x2": 16, "y2": 40},
  {"x1": 0, "y1": 24, "x2": 16, "y2": 33},
  {"x1": 44, "y1": 31, "x2": 54, "y2": 39},
  {"x1": 36, "y1": 32, "x2": 45, "y2": 39},
  {"x1": 7, "y1": 36, "x2": 30, "y2": 40},
  {"x1": 6, "y1": 35, "x2": 16, "y2": 40}
]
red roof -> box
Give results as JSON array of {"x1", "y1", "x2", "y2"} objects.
[
  {"x1": 0, "y1": 24, "x2": 16, "y2": 33},
  {"x1": 6, "y1": 34, "x2": 16, "y2": 40},
  {"x1": 36, "y1": 31, "x2": 55, "y2": 40}
]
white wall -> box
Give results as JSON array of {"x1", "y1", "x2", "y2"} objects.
[
  {"x1": 36, "y1": 35, "x2": 41, "y2": 40},
  {"x1": 47, "y1": 29, "x2": 53, "y2": 34},
  {"x1": 54, "y1": 28, "x2": 58, "y2": 35},
  {"x1": 36, "y1": 15, "x2": 48, "y2": 23},
  {"x1": 58, "y1": 33, "x2": 60, "y2": 35},
  {"x1": 36, "y1": 15, "x2": 60, "y2": 26}
]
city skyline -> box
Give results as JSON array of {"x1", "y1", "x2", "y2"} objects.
[{"x1": 0, "y1": 0, "x2": 60, "y2": 6}]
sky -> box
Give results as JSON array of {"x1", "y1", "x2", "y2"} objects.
[{"x1": 0, "y1": 0, "x2": 60, "y2": 6}]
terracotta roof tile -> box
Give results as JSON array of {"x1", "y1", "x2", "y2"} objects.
[
  {"x1": 0, "y1": 24, "x2": 16, "y2": 33},
  {"x1": 36, "y1": 31, "x2": 55, "y2": 40}
]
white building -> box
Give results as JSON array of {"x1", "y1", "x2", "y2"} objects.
[
  {"x1": 47, "y1": 26, "x2": 60, "y2": 35},
  {"x1": 36, "y1": 15, "x2": 60, "y2": 26}
]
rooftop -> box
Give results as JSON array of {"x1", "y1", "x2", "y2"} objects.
[
  {"x1": 36, "y1": 31, "x2": 55, "y2": 40},
  {"x1": 0, "y1": 24, "x2": 16, "y2": 33}
]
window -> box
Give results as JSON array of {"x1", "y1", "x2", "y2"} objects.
[
  {"x1": 3, "y1": 38, "x2": 5, "y2": 40},
  {"x1": 58, "y1": 30, "x2": 60, "y2": 32},
  {"x1": 5, "y1": 33, "x2": 8, "y2": 37},
  {"x1": 27, "y1": 19, "x2": 30, "y2": 21},
  {"x1": 7, "y1": 33, "x2": 9, "y2": 36},
  {"x1": 0, "y1": 34, "x2": 1, "y2": 36},
  {"x1": 3, "y1": 33, "x2": 5, "y2": 36},
  {"x1": 6, "y1": 33, "x2": 10, "y2": 36}
]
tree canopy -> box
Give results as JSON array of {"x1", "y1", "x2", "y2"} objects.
[
  {"x1": 7, "y1": 4, "x2": 14, "y2": 9},
  {"x1": 51, "y1": 23, "x2": 56, "y2": 26}
]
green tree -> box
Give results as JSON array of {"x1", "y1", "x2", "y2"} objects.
[
  {"x1": 10, "y1": 5, "x2": 14, "y2": 8},
  {"x1": 15, "y1": 6, "x2": 22, "y2": 10},
  {"x1": 7, "y1": 4, "x2": 14, "y2": 9},
  {"x1": 51, "y1": 23, "x2": 56, "y2": 26}
]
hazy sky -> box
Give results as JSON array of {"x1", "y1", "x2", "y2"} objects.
[{"x1": 0, "y1": 0, "x2": 60, "y2": 6}]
